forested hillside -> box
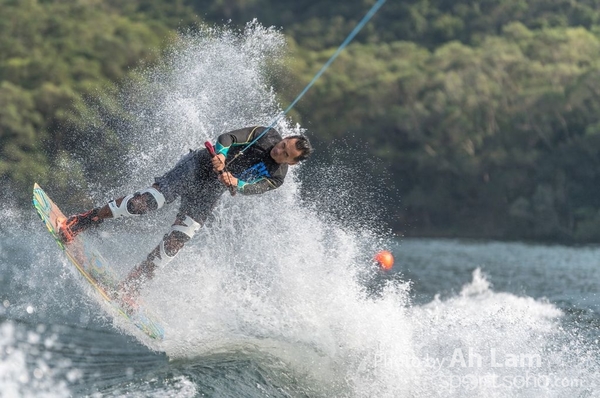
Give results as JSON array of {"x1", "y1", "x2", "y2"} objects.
[{"x1": 3, "y1": 0, "x2": 600, "y2": 241}]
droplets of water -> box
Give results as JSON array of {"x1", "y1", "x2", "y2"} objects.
[
  {"x1": 0, "y1": 321, "x2": 75, "y2": 397},
  {"x1": 115, "y1": 21, "x2": 287, "y2": 192}
]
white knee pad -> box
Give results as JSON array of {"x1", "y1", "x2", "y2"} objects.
[
  {"x1": 151, "y1": 217, "x2": 200, "y2": 268},
  {"x1": 153, "y1": 241, "x2": 175, "y2": 267},
  {"x1": 143, "y1": 187, "x2": 166, "y2": 209},
  {"x1": 109, "y1": 187, "x2": 166, "y2": 218},
  {"x1": 171, "y1": 216, "x2": 201, "y2": 239},
  {"x1": 109, "y1": 193, "x2": 135, "y2": 218}
]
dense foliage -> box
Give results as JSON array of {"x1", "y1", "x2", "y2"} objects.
[
  {"x1": 3, "y1": 0, "x2": 600, "y2": 241},
  {"x1": 0, "y1": 0, "x2": 191, "y2": 199},
  {"x1": 291, "y1": 24, "x2": 600, "y2": 241}
]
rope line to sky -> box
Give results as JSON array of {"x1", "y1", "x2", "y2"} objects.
[{"x1": 225, "y1": 0, "x2": 388, "y2": 166}]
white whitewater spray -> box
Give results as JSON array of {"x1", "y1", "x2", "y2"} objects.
[
  {"x1": 0, "y1": 321, "x2": 76, "y2": 397},
  {"x1": 116, "y1": 21, "x2": 286, "y2": 193}
]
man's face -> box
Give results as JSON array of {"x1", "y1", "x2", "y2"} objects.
[{"x1": 270, "y1": 138, "x2": 301, "y2": 165}]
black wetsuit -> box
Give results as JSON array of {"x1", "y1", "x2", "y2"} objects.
[
  {"x1": 155, "y1": 126, "x2": 287, "y2": 224},
  {"x1": 216, "y1": 126, "x2": 288, "y2": 195}
]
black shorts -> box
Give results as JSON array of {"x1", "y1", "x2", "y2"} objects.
[{"x1": 154, "y1": 149, "x2": 225, "y2": 224}]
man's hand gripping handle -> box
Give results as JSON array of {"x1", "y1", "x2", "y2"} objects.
[{"x1": 205, "y1": 141, "x2": 236, "y2": 196}]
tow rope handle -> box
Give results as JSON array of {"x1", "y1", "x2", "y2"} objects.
[{"x1": 205, "y1": 141, "x2": 236, "y2": 196}]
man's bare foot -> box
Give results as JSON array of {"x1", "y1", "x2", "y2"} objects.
[{"x1": 57, "y1": 209, "x2": 104, "y2": 244}]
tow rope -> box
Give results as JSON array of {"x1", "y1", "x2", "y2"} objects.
[{"x1": 226, "y1": 0, "x2": 388, "y2": 167}]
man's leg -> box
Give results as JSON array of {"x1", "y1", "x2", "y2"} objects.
[
  {"x1": 118, "y1": 214, "x2": 201, "y2": 298},
  {"x1": 116, "y1": 185, "x2": 224, "y2": 299},
  {"x1": 59, "y1": 184, "x2": 166, "y2": 243}
]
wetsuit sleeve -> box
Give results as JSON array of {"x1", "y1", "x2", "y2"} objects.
[
  {"x1": 237, "y1": 164, "x2": 288, "y2": 195},
  {"x1": 215, "y1": 127, "x2": 262, "y2": 157}
]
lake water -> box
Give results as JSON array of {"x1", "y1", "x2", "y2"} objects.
[{"x1": 2, "y1": 222, "x2": 599, "y2": 397}]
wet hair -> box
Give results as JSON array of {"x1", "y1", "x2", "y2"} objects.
[{"x1": 286, "y1": 135, "x2": 313, "y2": 162}]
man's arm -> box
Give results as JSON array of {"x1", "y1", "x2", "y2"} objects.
[
  {"x1": 215, "y1": 127, "x2": 263, "y2": 157},
  {"x1": 219, "y1": 165, "x2": 287, "y2": 195},
  {"x1": 212, "y1": 127, "x2": 263, "y2": 172},
  {"x1": 237, "y1": 174, "x2": 284, "y2": 195}
]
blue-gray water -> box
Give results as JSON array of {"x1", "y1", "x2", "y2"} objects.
[
  {"x1": 2, "y1": 233, "x2": 600, "y2": 397},
  {"x1": 2, "y1": 23, "x2": 600, "y2": 397}
]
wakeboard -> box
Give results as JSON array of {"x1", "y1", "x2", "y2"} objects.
[{"x1": 32, "y1": 183, "x2": 164, "y2": 340}]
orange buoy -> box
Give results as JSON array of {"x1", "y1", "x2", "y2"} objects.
[{"x1": 374, "y1": 250, "x2": 394, "y2": 271}]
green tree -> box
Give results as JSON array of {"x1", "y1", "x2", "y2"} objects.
[{"x1": 0, "y1": 0, "x2": 193, "y2": 204}]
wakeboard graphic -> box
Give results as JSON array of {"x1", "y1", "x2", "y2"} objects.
[{"x1": 32, "y1": 183, "x2": 164, "y2": 340}]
